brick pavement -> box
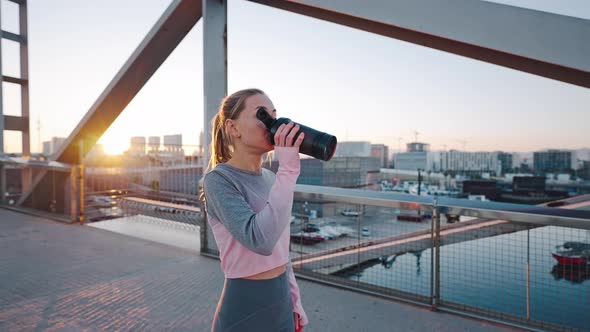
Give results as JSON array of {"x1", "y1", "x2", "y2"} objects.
[{"x1": 0, "y1": 208, "x2": 519, "y2": 332}]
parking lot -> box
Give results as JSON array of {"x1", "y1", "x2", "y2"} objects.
[{"x1": 289, "y1": 206, "x2": 434, "y2": 256}]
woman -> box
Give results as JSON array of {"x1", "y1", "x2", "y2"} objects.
[{"x1": 203, "y1": 88, "x2": 308, "y2": 331}]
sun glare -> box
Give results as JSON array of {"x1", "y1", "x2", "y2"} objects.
[{"x1": 100, "y1": 136, "x2": 128, "y2": 156}]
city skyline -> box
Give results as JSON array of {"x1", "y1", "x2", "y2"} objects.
[
  {"x1": 40, "y1": 133, "x2": 590, "y2": 161},
  {"x1": 1, "y1": 0, "x2": 589, "y2": 155}
]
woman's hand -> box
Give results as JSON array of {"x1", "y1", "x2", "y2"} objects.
[
  {"x1": 274, "y1": 122, "x2": 304, "y2": 148},
  {"x1": 294, "y1": 313, "x2": 303, "y2": 332}
]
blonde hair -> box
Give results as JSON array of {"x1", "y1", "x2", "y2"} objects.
[{"x1": 207, "y1": 88, "x2": 265, "y2": 170}]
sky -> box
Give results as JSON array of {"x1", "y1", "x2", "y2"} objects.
[{"x1": 1, "y1": 0, "x2": 589, "y2": 156}]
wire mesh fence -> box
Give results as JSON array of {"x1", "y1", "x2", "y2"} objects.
[
  {"x1": 288, "y1": 199, "x2": 436, "y2": 304},
  {"x1": 82, "y1": 144, "x2": 204, "y2": 227},
  {"x1": 7, "y1": 155, "x2": 589, "y2": 331},
  {"x1": 0, "y1": 161, "x2": 70, "y2": 213},
  {"x1": 280, "y1": 190, "x2": 590, "y2": 332}
]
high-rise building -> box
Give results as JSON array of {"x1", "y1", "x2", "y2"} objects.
[
  {"x1": 164, "y1": 134, "x2": 183, "y2": 155},
  {"x1": 371, "y1": 144, "x2": 389, "y2": 168},
  {"x1": 393, "y1": 142, "x2": 437, "y2": 171},
  {"x1": 130, "y1": 137, "x2": 146, "y2": 157},
  {"x1": 394, "y1": 151, "x2": 438, "y2": 171},
  {"x1": 199, "y1": 130, "x2": 205, "y2": 157},
  {"x1": 406, "y1": 142, "x2": 430, "y2": 153},
  {"x1": 148, "y1": 136, "x2": 160, "y2": 152},
  {"x1": 579, "y1": 161, "x2": 590, "y2": 180},
  {"x1": 533, "y1": 150, "x2": 572, "y2": 173},
  {"x1": 497, "y1": 152, "x2": 513, "y2": 174},
  {"x1": 41, "y1": 137, "x2": 67, "y2": 156},
  {"x1": 334, "y1": 141, "x2": 371, "y2": 157},
  {"x1": 264, "y1": 156, "x2": 381, "y2": 217},
  {"x1": 42, "y1": 141, "x2": 51, "y2": 156},
  {"x1": 440, "y1": 151, "x2": 500, "y2": 174}
]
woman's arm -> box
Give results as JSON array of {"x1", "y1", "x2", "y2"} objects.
[
  {"x1": 203, "y1": 146, "x2": 300, "y2": 256},
  {"x1": 287, "y1": 261, "x2": 309, "y2": 327}
]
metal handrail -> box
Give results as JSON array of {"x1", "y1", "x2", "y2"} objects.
[{"x1": 295, "y1": 184, "x2": 590, "y2": 230}]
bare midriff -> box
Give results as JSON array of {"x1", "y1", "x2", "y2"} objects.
[{"x1": 244, "y1": 263, "x2": 287, "y2": 280}]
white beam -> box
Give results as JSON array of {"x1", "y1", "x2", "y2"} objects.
[
  {"x1": 55, "y1": 0, "x2": 202, "y2": 164},
  {"x1": 203, "y1": 0, "x2": 228, "y2": 169},
  {"x1": 19, "y1": 0, "x2": 30, "y2": 156},
  {"x1": 20, "y1": 0, "x2": 202, "y2": 208}
]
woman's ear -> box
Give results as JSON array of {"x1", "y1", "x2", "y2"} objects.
[{"x1": 225, "y1": 119, "x2": 241, "y2": 139}]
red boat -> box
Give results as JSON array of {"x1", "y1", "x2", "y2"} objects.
[
  {"x1": 552, "y1": 253, "x2": 588, "y2": 265},
  {"x1": 552, "y1": 242, "x2": 590, "y2": 265}
]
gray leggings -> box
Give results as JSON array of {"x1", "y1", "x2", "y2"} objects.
[{"x1": 212, "y1": 271, "x2": 294, "y2": 332}]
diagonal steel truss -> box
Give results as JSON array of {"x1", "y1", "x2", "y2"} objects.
[{"x1": 18, "y1": 0, "x2": 590, "y2": 209}]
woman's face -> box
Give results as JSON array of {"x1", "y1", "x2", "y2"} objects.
[{"x1": 231, "y1": 93, "x2": 276, "y2": 153}]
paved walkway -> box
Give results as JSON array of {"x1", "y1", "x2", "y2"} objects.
[{"x1": 0, "y1": 208, "x2": 519, "y2": 331}]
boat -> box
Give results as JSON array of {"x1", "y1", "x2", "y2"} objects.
[
  {"x1": 551, "y1": 263, "x2": 590, "y2": 284},
  {"x1": 552, "y1": 242, "x2": 590, "y2": 265}
]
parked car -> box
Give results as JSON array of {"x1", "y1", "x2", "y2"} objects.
[
  {"x1": 445, "y1": 213, "x2": 460, "y2": 223},
  {"x1": 361, "y1": 227, "x2": 370, "y2": 237},
  {"x1": 290, "y1": 232, "x2": 325, "y2": 244},
  {"x1": 302, "y1": 223, "x2": 320, "y2": 233},
  {"x1": 341, "y1": 209, "x2": 360, "y2": 217},
  {"x1": 317, "y1": 230, "x2": 335, "y2": 240}
]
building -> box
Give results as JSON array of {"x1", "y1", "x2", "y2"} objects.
[
  {"x1": 393, "y1": 141, "x2": 438, "y2": 171},
  {"x1": 164, "y1": 134, "x2": 183, "y2": 156},
  {"x1": 513, "y1": 176, "x2": 546, "y2": 195},
  {"x1": 460, "y1": 180, "x2": 501, "y2": 201},
  {"x1": 406, "y1": 142, "x2": 430, "y2": 153},
  {"x1": 42, "y1": 137, "x2": 67, "y2": 156},
  {"x1": 148, "y1": 136, "x2": 160, "y2": 152},
  {"x1": 129, "y1": 137, "x2": 146, "y2": 157},
  {"x1": 334, "y1": 141, "x2": 371, "y2": 157},
  {"x1": 371, "y1": 144, "x2": 389, "y2": 168},
  {"x1": 85, "y1": 144, "x2": 105, "y2": 161},
  {"x1": 578, "y1": 161, "x2": 590, "y2": 180},
  {"x1": 267, "y1": 156, "x2": 380, "y2": 188},
  {"x1": 533, "y1": 150, "x2": 572, "y2": 173},
  {"x1": 440, "y1": 150, "x2": 500, "y2": 174},
  {"x1": 265, "y1": 156, "x2": 380, "y2": 217},
  {"x1": 393, "y1": 151, "x2": 438, "y2": 171},
  {"x1": 199, "y1": 130, "x2": 205, "y2": 157},
  {"x1": 497, "y1": 152, "x2": 513, "y2": 174},
  {"x1": 574, "y1": 148, "x2": 590, "y2": 162}
]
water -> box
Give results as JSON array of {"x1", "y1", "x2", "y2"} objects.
[{"x1": 349, "y1": 226, "x2": 590, "y2": 330}]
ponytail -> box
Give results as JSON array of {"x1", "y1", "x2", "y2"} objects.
[{"x1": 208, "y1": 112, "x2": 231, "y2": 170}]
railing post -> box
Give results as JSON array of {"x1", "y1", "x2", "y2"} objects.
[
  {"x1": 200, "y1": 206, "x2": 209, "y2": 253},
  {"x1": 430, "y1": 202, "x2": 435, "y2": 309},
  {"x1": 526, "y1": 227, "x2": 531, "y2": 320},
  {"x1": 0, "y1": 163, "x2": 6, "y2": 204},
  {"x1": 432, "y1": 198, "x2": 441, "y2": 310},
  {"x1": 69, "y1": 165, "x2": 78, "y2": 221},
  {"x1": 356, "y1": 203, "x2": 362, "y2": 284},
  {"x1": 78, "y1": 140, "x2": 84, "y2": 225}
]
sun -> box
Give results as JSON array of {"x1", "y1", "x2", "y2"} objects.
[{"x1": 99, "y1": 135, "x2": 129, "y2": 155}]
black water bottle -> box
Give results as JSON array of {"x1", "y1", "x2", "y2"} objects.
[{"x1": 256, "y1": 107, "x2": 337, "y2": 161}]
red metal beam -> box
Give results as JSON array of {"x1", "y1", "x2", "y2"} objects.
[{"x1": 249, "y1": 0, "x2": 590, "y2": 89}]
